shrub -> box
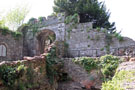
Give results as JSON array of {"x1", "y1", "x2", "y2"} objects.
[
  {"x1": 0, "y1": 65, "x2": 26, "y2": 88},
  {"x1": 73, "y1": 57, "x2": 98, "y2": 72},
  {"x1": 99, "y1": 55, "x2": 122, "y2": 80},
  {"x1": 102, "y1": 70, "x2": 135, "y2": 90}
]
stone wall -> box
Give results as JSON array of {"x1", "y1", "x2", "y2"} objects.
[
  {"x1": 65, "y1": 22, "x2": 135, "y2": 57},
  {"x1": 0, "y1": 54, "x2": 58, "y2": 90},
  {"x1": 23, "y1": 13, "x2": 135, "y2": 57},
  {"x1": 0, "y1": 30, "x2": 23, "y2": 61},
  {"x1": 23, "y1": 14, "x2": 66, "y2": 56}
]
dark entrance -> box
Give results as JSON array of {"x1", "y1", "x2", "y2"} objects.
[{"x1": 37, "y1": 30, "x2": 56, "y2": 54}]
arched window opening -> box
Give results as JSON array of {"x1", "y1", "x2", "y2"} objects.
[{"x1": 0, "y1": 44, "x2": 7, "y2": 57}]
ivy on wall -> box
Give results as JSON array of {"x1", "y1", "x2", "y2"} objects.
[
  {"x1": 0, "y1": 27, "x2": 22, "y2": 40},
  {"x1": 64, "y1": 13, "x2": 79, "y2": 39}
]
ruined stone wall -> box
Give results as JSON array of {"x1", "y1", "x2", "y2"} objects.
[
  {"x1": 23, "y1": 13, "x2": 135, "y2": 57},
  {"x1": 0, "y1": 30, "x2": 23, "y2": 61},
  {"x1": 65, "y1": 22, "x2": 135, "y2": 57},
  {"x1": 23, "y1": 14, "x2": 66, "y2": 56},
  {"x1": 0, "y1": 54, "x2": 58, "y2": 90},
  {"x1": 65, "y1": 22, "x2": 106, "y2": 57}
]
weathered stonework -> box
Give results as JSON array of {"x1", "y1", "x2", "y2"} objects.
[
  {"x1": 0, "y1": 30, "x2": 23, "y2": 61},
  {"x1": 0, "y1": 54, "x2": 58, "y2": 90},
  {"x1": 22, "y1": 13, "x2": 135, "y2": 57},
  {"x1": 3, "y1": 13, "x2": 135, "y2": 58}
]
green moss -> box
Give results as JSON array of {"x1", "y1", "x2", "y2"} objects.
[
  {"x1": 100, "y1": 48, "x2": 104, "y2": 51},
  {"x1": 0, "y1": 28, "x2": 22, "y2": 40},
  {"x1": 87, "y1": 35, "x2": 90, "y2": 39}
]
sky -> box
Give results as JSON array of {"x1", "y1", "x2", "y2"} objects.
[{"x1": 0, "y1": 0, "x2": 135, "y2": 40}]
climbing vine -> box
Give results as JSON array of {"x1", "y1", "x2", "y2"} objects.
[
  {"x1": 46, "y1": 46, "x2": 64, "y2": 84},
  {"x1": 64, "y1": 13, "x2": 79, "y2": 39}
]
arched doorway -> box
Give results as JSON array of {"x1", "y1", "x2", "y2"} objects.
[{"x1": 37, "y1": 29, "x2": 56, "y2": 54}]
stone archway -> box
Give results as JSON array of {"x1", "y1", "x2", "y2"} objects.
[{"x1": 37, "y1": 29, "x2": 56, "y2": 54}]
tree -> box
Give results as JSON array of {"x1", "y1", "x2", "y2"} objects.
[
  {"x1": 53, "y1": 0, "x2": 116, "y2": 33},
  {"x1": 5, "y1": 5, "x2": 29, "y2": 30}
]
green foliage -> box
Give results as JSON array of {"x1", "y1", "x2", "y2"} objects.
[
  {"x1": 102, "y1": 70, "x2": 135, "y2": 90},
  {"x1": 46, "y1": 46, "x2": 64, "y2": 84},
  {"x1": 17, "y1": 81, "x2": 26, "y2": 90},
  {"x1": 63, "y1": 42, "x2": 69, "y2": 57},
  {"x1": 0, "y1": 65, "x2": 26, "y2": 88},
  {"x1": 114, "y1": 32, "x2": 124, "y2": 42},
  {"x1": 5, "y1": 5, "x2": 29, "y2": 30},
  {"x1": 73, "y1": 55, "x2": 123, "y2": 85},
  {"x1": 38, "y1": 17, "x2": 45, "y2": 22},
  {"x1": 102, "y1": 29, "x2": 107, "y2": 33},
  {"x1": 87, "y1": 35, "x2": 90, "y2": 39},
  {"x1": 73, "y1": 57, "x2": 98, "y2": 72},
  {"x1": 86, "y1": 27, "x2": 92, "y2": 32},
  {"x1": 54, "y1": 0, "x2": 116, "y2": 32},
  {"x1": 0, "y1": 27, "x2": 10, "y2": 35},
  {"x1": 65, "y1": 13, "x2": 79, "y2": 39},
  {"x1": 27, "y1": 18, "x2": 39, "y2": 36},
  {"x1": 100, "y1": 48, "x2": 104, "y2": 51},
  {"x1": 104, "y1": 33, "x2": 113, "y2": 54},
  {"x1": 26, "y1": 66, "x2": 35, "y2": 85},
  {"x1": 0, "y1": 28, "x2": 22, "y2": 39},
  {"x1": 96, "y1": 27, "x2": 100, "y2": 32},
  {"x1": 99, "y1": 55, "x2": 122, "y2": 80},
  {"x1": 64, "y1": 13, "x2": 79, "y2": 24}
]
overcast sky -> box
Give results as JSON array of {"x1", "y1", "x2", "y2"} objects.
[{"x1": 0, "y1": 0, "x2": 135, "y2": 40}]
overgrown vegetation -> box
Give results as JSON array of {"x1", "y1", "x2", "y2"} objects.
[
  {"x1": 73, "y1": 57, "x2": 98, "y2": 72},
  {"x1": 100, "y1": 55, "x2": 122, "y2": 81},
  {"x1": 0, "y1": 65, "x2": 26, "y2": 89},
  {"x1": 102, "y1": 70, "x2": 135, "y2": 90},
  {"x1": 73, "y1": 55, "x2": 123, "y2": 82},
  {"x1": 0, "y1": 28, "x2": 22, "y2": 39},
  {"x1": 64, "y1": 13, "x2": 79, "y2": 39},
  {"x1": 27, "y1": 18, "x2": 39, "y2": 36},
  {"x1": 113, "y1": 32, "x2": 124, "y2": 41},
  {"x1": 46, "y1": 46, "x2": 67, "y2": 84}
]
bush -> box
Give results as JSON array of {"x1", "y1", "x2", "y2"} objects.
[
  {"x1": 0, "y1": 65, "x2": 26, "y2": 88},
  {"x1": 102, "y1": 70, "x2": 135, "y2": 90},
  {"x1": 100, "y1": 55, "x2": 122, "y2": 80},
  {"x1": 73, "y1": 57, "x2": 98, "y2": 72}
]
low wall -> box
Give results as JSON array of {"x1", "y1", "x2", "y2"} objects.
[{"x1": 0, "y1": 54, "x2": 58, "y2": 90}]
